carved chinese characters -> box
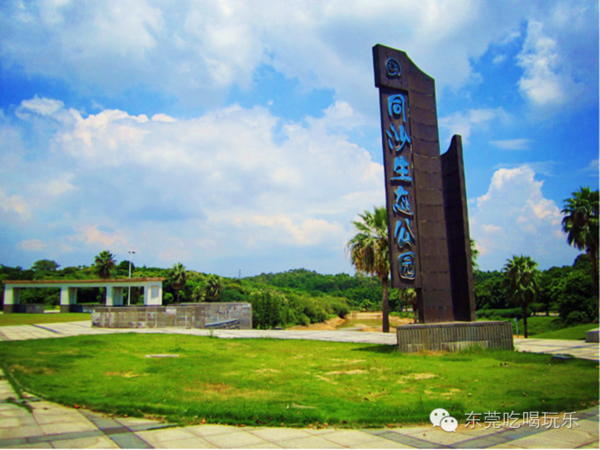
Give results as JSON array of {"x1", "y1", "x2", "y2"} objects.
[{"x1": 385, "y1": 89, "x2": 417, "y2": 282}]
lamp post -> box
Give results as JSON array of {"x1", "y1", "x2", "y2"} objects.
[{"x1": 128, "y1": 251, "x2": 135, "y2": 306}]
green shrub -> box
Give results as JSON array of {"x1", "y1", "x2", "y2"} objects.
[
  {"x1": 249, "y1": 291, "x2": 284, "y2": 329},
  {"x1": 326, "y1": 298, "x2": 351, "y2": 318},
  {"x1": 477, "y1": 308, "x2": 529, "y2": 320},
  {"x1": 558, "y1": 271, "x2": 597, "y2": 325},
  {"x1": 163, "y1": 292, "x2": 174, "y2": 305},
  {"x1": 565, "y1": 311, "x2": 589, "y2": 326},
  {"x1": 220, "y1": 287, "x2": 247, "y2": 303}
]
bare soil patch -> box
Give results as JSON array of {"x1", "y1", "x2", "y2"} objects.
[
  {"x1": 289, "y1": 316, "x2": 345, "y2": 330},
  {"x1": 290, "y1": 312, "x2": 414, "y2": 332}
]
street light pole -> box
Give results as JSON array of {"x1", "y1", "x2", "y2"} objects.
[{"x1": 128, "y1": 251, "x2": 135, "y2": 306}]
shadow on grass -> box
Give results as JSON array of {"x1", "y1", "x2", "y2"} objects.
[{"x1": 351, "y1": 345, "x2": 398, "y2": 354}]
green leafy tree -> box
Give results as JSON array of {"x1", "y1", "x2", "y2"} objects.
[
  {"x1": 558, "y1": 270, "x2": 598, "y2": 325},
  {"x1": 169, "y1": 263, "x2": 187, "y2": 303},
  {"x1": 116, "y1": 260, "x2": 135, "y2": 277},
  {"x1": 474, "y1": 272, "x2": 508, "y2": 311},
  {"x1": 31, "y1": 259, "x2": 60, "y2": 272},
  {"x1": 205, "y1": 274, "x2": 222, "y2": 302},
  {"x1": 94, "y1": 250, "x2": 116, "y2": 279},
  {"x1": 347, "y1": 206, "x2": 391, "y2": 332},
  {"x1": 503, "y1": 255, "x2": 539, "y2": 338},
  {"x1": 249, "y1": 290, "x2": 284, "y2": 329},
  {"x1": 561, "y1": 187, "x2": 599, "y2": 301},
  {"x1": 191, "y1": 284, "x2": 206, "y2": 302},
  {"x1": 470, "y1": 239, "x2": 480, "y2": 270}
]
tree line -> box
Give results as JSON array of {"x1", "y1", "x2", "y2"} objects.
[
  {"x1": 0, "y1": 255, "x2": 351, "y2": 329},
  {"x1": 346, "y1": 186, "x2": 598, "y2": 336}
]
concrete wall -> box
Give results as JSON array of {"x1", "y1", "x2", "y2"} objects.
[
  {"x1": 10, "y1": 304, "x2": 45, "y2": 314},
  {"x1": 586, "y1": 328, "x2": 599, "y2": 343},
  {"x1": 91, "y1": 303, "x2": 252, "y2": 330},
  {"x1": 397, "y1": 321, "x2": 513, "y2": 353}
]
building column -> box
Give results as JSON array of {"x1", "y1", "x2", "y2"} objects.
[
  {"x1": 143, "y1": 284, "x2": 150, "y2": 305},
  {"x1": 60, "y1": 286, "x2": 77, "y2": 313},
  {"x1": 144, "y1": 283, "x2": 163, "y2": 306},
  {"x1": 69, "y1": 288, "x2": 77, "y2": 306},
  {"x1": 105, "y1": 286, "x2": 123, "y2": 307},
  {"x1": 3, "y1": 285, "x2": 19, "y2": 313},
  {"x1": 113, "y1": 287, "x2": 124, "y2": 306}
]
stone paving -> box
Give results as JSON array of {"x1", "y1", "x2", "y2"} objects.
[{"x1": 0, "y1": 320, "x2": 598, "y2": 448}]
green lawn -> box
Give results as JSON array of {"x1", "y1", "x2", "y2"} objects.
[
  {"x1": 490, "y1": 315, "x2": 597, "y2": 339},
  {"x1": 0, "y1": 334, "x2": 597, "y2": 428},
  {"x1": 534, "y1": 323, "x2": 598, "y2": 340},
  {"x1": 0, "y1": 313, "x2": 90, "y2": 327}
]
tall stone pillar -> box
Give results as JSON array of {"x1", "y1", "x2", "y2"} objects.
[
  {"x1": 373, "y1": 44, "x2": 454, "y2": 323},
  {"x1": 442, "y1": 135, "x2": 476, "y2": 321},
  {"x1": 374, "y1": 44, "x2": 475, "y2": 323}
]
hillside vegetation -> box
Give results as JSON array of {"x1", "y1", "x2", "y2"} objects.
[{"x1": 1, "y1": 253, "x2": 597, "y2": 332}]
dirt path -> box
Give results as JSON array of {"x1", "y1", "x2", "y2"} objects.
[
  {"x1": 289, "y1": 312, "x2": 415, "y2": 332},
  {"x1": 289, "y1": 317, "x2": 346, "y2": 331}
]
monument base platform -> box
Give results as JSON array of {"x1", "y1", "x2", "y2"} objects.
[{"x1": 396, "y1": 321, "x2": 513, "y2": 353}]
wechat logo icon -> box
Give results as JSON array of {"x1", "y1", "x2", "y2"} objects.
[{"x1": 430, "y1": 408, "x2": 458, "y2": 432}]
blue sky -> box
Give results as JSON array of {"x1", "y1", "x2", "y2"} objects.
[{"x1": 0, "y1": 0, "x2": 598, "y2": 276}]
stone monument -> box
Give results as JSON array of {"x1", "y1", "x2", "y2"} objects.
[{"x1": 373, "y1": 44, "x2": 512, "y2": 351}]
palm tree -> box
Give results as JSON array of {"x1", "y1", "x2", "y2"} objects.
[
  {"x1": 347, "y1": 206, "x2": 391, "y2": 332},
  {"x1": 470, "y1": 239, "x2": 480, "y2": 270},
  {"x1": 561, "y1": 187, "x2": 599, "y2": 300},
  {"x1": 169, "y1": 263, "x2": 187, "y2": 303},
  {"x1": 205, "y1": 274, "x2": 222, "y2": 302},
  {"x1": 503, "y1": 255, "x2": 538, "y2": 338},
  {"x1": 94, "y1": 250, "x2": 116, "y2": 278}
]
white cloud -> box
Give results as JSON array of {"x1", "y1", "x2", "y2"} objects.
[
  {"x1": 439, "y1": 107, "x2": 509, "y2": 144},
  {"x1": 517, "y1": 21, "x2": 566, "y2": 107},
  {"x1": 16, "y1": 97, "x2": 64, "y2": 118},
  {"x1": 18, "y1": 239, "x2": 46, "y2": 252},
  {"x1": 3, "y1": 0, "x2": 594, "y2": 119},
  {"x1": 492, "y1": 54, "x2": 506, "y2": 64},
  {"x1": 0, "y1": 98, "x2": 384, "y2": 274},
  {"x1": 74, "y1": 225, "x2": 130, "y2": 252},
  {"x1": 489, "y1": 139, "x2": 533, "y2": 151},
  {"x1": 45, "y1": 174, "x2": 75, "y2": 197},
  {"x1": 0, "y1": 188, "x2": 30, "y2": 221},
  {"x1": 516, "y1": 2, "x2": 598, "y2": 115},
  {"x1": 584, "y1": 159, "x2": 599, "y2": 177},
  {"x1": 469, "y1": 165, "x2": 579, "y2": 270},
  {"x1": 492, "y1": 161, "x2": 557, "y2": 177}
]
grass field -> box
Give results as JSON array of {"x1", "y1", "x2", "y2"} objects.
[
  {"x1": 0, "y1": 313, "x2": 91, "y2": 327},
  {"x1": 534, "y1": 323, "x2": 598, "y2": 340},
  {"x1": 510, "y1": 316, "x2": 597, "y2": 339},
  {"x1": 0, "y1": 334, "x2": 597, "y2": 428}
]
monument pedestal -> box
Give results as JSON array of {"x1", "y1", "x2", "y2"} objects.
[{"x1": 396, "y1": 321, "x2": 513, "y2": 353}]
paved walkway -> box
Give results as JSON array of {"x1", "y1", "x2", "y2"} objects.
[
  {"x1": 0, "y1": 321, "x2": 598, "y2": 449},
  {"x1": 1, "y1": 321, "x2": 598, "y2": 361}
]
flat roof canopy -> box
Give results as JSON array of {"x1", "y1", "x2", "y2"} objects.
[
  {"x1": 3, "y1": 277, "x2": 165, "y2": 289},
  {"x1": 3, "y1": 278, "x2": 166, "y2": 312}
]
